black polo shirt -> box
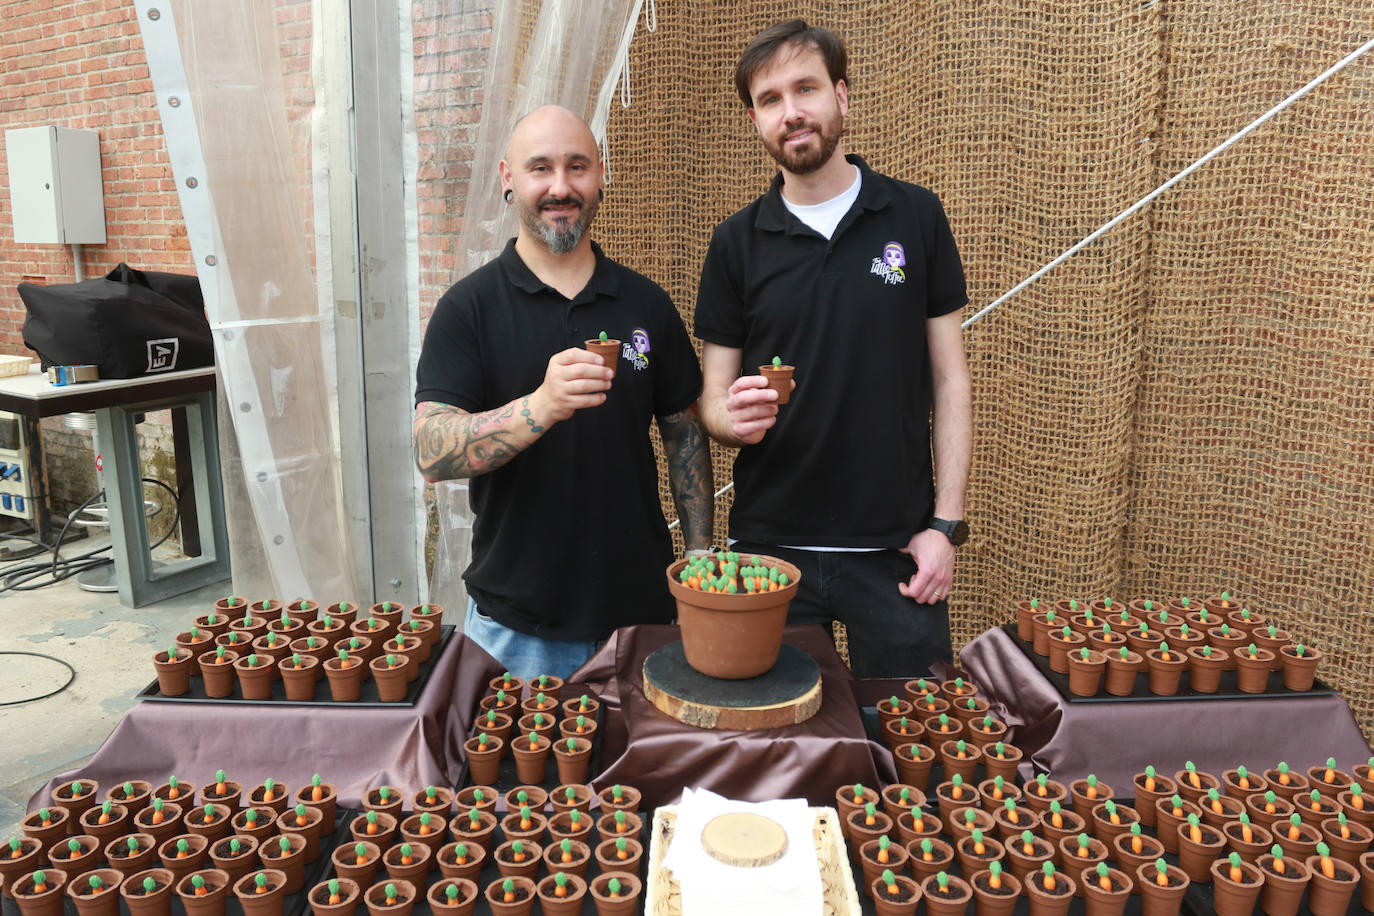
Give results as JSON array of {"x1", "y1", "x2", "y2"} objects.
[
  {"x1": 695, "y1": 155, "x2": 967, "y2": 547},
  {"x1": 416, "y1": 239, "x2": 702, "y2": 640}
]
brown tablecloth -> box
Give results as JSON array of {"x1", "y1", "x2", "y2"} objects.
[
  {"x1": 30, "y1": 632, "x2": 503, "y2": 812},
  {"x1": 572, "y1": 624, "x2": 893, "y2": 809},
  {"x1": 960, "y1": 626, "x2": 1372, "y2": 791}
]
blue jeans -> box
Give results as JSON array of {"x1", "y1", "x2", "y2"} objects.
[
  {"x1": 463, "y1": 598, "x2": 601, "y2": 682},
  {"x1": 730, "y1": 541, "x2": 953, "y2": 679}
]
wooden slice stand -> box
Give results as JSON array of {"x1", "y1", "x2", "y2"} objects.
[
  {"x1": 700, "y1": 812, "x2": 788, "y2": 866},
  {"x1": 642, "y1": 641, "x2": 822, "y2": 730}
]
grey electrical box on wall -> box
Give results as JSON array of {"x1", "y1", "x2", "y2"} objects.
[{"x1": 5, "y1": 126, "x2": 107, "y2": 245}]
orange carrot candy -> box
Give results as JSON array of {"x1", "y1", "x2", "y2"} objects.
[
  {"x1": 1286, "y1": 813, "x2": 1303, "y2": 841},
  {"x1": 365, "y1": 811, "x2": 380, "y2": 835},
  {"x1": 1084, "y1": 774, "x2": 1100, "y2": 799},
  {"x1": 1128, "y1": 822, "x2": 1144, "y2": 853},
  {"x1": 1235, "y1": 765, "x2": 1251, "y2": 790},
  {"x1": 1186, "y1": 813, "x2": 1203, "y2": 843},
  {"x1": 1351, "y1": 784, "x2": 1365, "y2": 809},
  {"x1": 1269, "y1": 845, "x2": 1286, "y2": 874},
  {"x1": 150, "y1": 799, "x2": 165, "y2": 825},
  {"x1": 384, "y1": 883, "x2": 398, "y2": 905},
  {"x1": 937, "y1": 714, "x2": 954, "y2": 734},
  {"x1": 557, "y1": 838, "x2": 573, "y2": 863},
  {"x1": 1158, "y1": 641, "x2": 1172, "y2": 662},
  {"x1": 897, "y1": 787, "x2": 914, "y2": 808},
  {"x1": 575, "y1": 715, "x2": 589, "y2": 734},
  {"x1": 1207, "y1": 788, "x2": 1224, "y2": 814},
  {"x1": 1104, "y1": 800, "x2": 1121, "y2": 825},
  {"x1": 1036, "y1": 773, "x2": 1051, "y2": 797},
  {"x1": 215, "y1": 770, "x2": 228, "y2": 796},
  {"x1": 614, "y1": 837, "x2": 629, "y2": 861},
  {"x1": 255, "y1": 873, "x2": 270, "y2": 895},
  {"x1": 1336, "y1": 812, "x2": 1351, "y2": 839},
  {"x1": 1041, "y1": 861, "x2": 1057, "y2": 891},
  {"x1": 1276, "y1": 762, "x2": 1292, "y2": 786},
  {"x1": 1317, "y1": 841, "x2": 1336, "y2": 877},
  {"x1": 338, "y1": 648, "x2": 353, "y2": 668},
  {"x1": 991, "y1": 775, "x2": 1006, "y2": 800},
  {"x1": 910, "y1": 808, "x2": 926, "y2": 832},
  {"x1": 201, "y1": 802, "x2": 218, "y2": 825},
  {"x1": 970, "y1": 828, "x2": 987, "y2": 855},
  {"x1": 1183, "y1": 761, "x2": 1201, "y2": 790},
  {"x1": 97, "y1": 800, "x2": 112, "y2": 825},
  {"x1": 981, "y1": 715, "x2": 997, "y2": 734},
  {"x1": 1325, "y1": 757, "x2": 1338, "y2": 783},
  {"x1": 605, "y1": 876, "x2": 625, "y2": 898},
  {"x1": 552, "y1": 872, "x2": 570, "y2": 897},
  {"x1": 417, "y1": 812, "x2": 434, "y2": 835},
  {"x1": 956, "y1": 740, "x2": 970, "y2": 760},
  {"x1": 897, "y1": 716, "x2": 911, "y2": 736},
  {"x1": 1237, "y1": 812, "x2": 1254, "y2": 843},
  {"x1": 1154, "y1": 858, "x2": 1170, "y2": 886},
  {"x1": 1096, "y1": 862, "x2": 1113, "y2": 891},
  {"x1": 988, "y1": 860, "x2": 1004, "y2": 889},
  {"x1": 614, "y1": 810, "x2": 629, "y2": 834},
  {"x1": 1170, "y1": 794, "x2": 1184, "y2": 818},
  {"x1": 1021, "y1": 830, "x2": 1037, "y2": 856},
  {"x1": 510, "y1": 841, "x2": 526, "y2": 863},
  {"x1": 244, "y1": 809, "x2": 260, "y2": 829},
  {"x1": 326, "y1": 879, "x2": 341, "y2": 904},
  {"x1": 528, "y1": 731, "x2": 539, "y2": 751},
  {"x1": 467, "y1": 808, "x2": 482, "y2": 831},
  {"x1": 291, "y1": 802, "x2": 308, "y2": 827},
  {"x1": 1003, "y1": 798, "x2": 1020, "y2": 825},
  {"x1": 920, "y1": 838, "x2": 935, "y2": 862},
  {"x1": 399, "y1": 844, "x2": 413, "y2": 865},
  {"x1": 518, "y1": 805, "x2": 533, "y2": 831},
  {"x1": 881, "y1": 868, "x2": 899, "y2": 895},
  {"x1": 1263, "y1": 791, "x2": 1278, "y2": 814},
  {"x1": 1227, "y1": 851, "x2": 1244, "y2": 882},
  {"x1": 1076, "y1": 833, "x2": 1091, "y2": 858},
  {"x1": 9, "y1": 837, "x2": 23, "y2": 859},
  {"x1": 355, "y1": 842, "x2": 368, "y2": 865},
  {"x1": 949, "y1": 775, "x2": 965, "y2": 800},
  {"x1": 875, "y1": 835, "x2": 892, "y2": 863},
  {"x1": 31, "y1": 871, "x2": 47, "y2": 893},
  {"x1": 1048, "y1": 800, "x2": 1064, "y2": 829},
  {"x1": 936, "y1": 871, "x2": 955, "y2": 895},
  {"x1": 176, "y1": 838, "x2": 191, "y2": 859},
  {"x1": 851, "y1": 783, "x2": 866, "y2": 805},
  {"x1": 311, "y1": 774, "x2": 325, "y2": 802},
  {"x1": 993, "y1": 741, "x2": 1008, "y2": 760}
]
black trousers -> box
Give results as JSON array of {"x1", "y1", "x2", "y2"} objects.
[{"x1": 730, "y1": 541, "x2": 954, "y2": 679}]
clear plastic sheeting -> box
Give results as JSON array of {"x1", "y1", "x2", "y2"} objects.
[
  {"x1": 419, "y1": 0, "x2": 646, "y2": 611},
  {"x1": 155, "y1": 0, "x2": 360, "y2": 601}
]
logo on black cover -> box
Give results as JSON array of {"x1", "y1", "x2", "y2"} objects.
[{"x1": 146, "y1": 338, "x2": 179, "y2": 372}]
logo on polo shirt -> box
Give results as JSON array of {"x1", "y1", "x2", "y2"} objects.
[
  {"x1": 622, "y1": 327, "x2": 650, "y2": 371},
  {"x1": 870, "y1": 241, "x2": 907, "y2": 286}
]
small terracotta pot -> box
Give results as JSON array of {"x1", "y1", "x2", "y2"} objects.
[
  {"x1": 858, "y1": 837, "x2": 910, "y2": 890},
  {"x1": 363, "y1": 786, "x2": 403, "y2": 814},
  {"x1": 1280, "y1": 644, "x2": 1322, "y2": 690},
  {"x1": 104, "y1": 834, "x2": 157, "y2": 878},
  {"x1": 1046, "y1": 626, "x2": 1086, "y2": 674},
  {"x1": 1263, "y1": 765, "x2": 1311, "y2": 802},
  {"x1": 324, "y1": 601, "x2": 359, "y2": 627},
  {"x1": 950, "y1": 694, "x2": 991, "y2": 726},
  {"x1": 1131, "y1": 771, "x2": 1175, "y2": 827},
  {"x1": 482, "y1": 874, "x2": 535, "y2": 916},
  {"x1": 306, "y1": 617, "x2": 347, "y2": 645},
  {"x1": 1152, "y1": 796, "x2": 1199, "y2": 855},
  {"x1": 323, "y1": 654, "x2": 367, "y2": 701},
  {"x1": 1173, "y1": 766, "x2": 1219, "y2": 805},
  {"x1": 1025, "y1": 869, "x2": 1077, "y2": 914},
  {"x1": 1197, "y1": 792, "x2": 1245, "y2": 830},
  {"x1": 351, "y1": 616, "x2": 393, "y2": 652},
  {"x1": 208, "y1": 835, "x2": 259, "y2": 887},
  {"x1": 307, "y1": 877, "x2": 360, "y2": 916},
  {"x1": 1220, "y1": 766, "x2": 1268, "y2": 801},
  {"x1": 757, "y1": 361, "x2": 794, "y2": 403},
  {"x1": 157, "y1": 834, "x2": 209, "y2": 884},
  {"x1": 133, "y1": 802, "x2": 183, "y2": 846},
  {"x1": 1066, "y1": 648, "x2": 1106, "y2": 696},
  {"x1": 362, "y1": 877, "x2": 416, "y2": 916},
  {"x1": 174, "y1": 868, "x2": 231, "y2": 916},
  {"x1": 1183, "y1": 645, "x2": 1226, "y2": 692},
  {"x1": 1305, "y1": 852, "x2": 1359, "y2": 916},
  {"x1": 229, "y1": 614, "x2": 268, "y2": 643},
  {"x1": 1111, "y1": 829, "x2": 1164, "y2": 876},
  {"x1": 186, "y1": 803, "x2": 232, "y2": 844},
  {"x1": 535, "y1": 871, "x2": 587, "y2": 915},
  {"x1": 1209, "y1": 856, "x2": 1263, "y2": 916},
  {"x1": 232, "y1": 654, "x2": 275, "y2": 700},
  {"x1": 80, "y1": 801, "x2": 130, "y2": 846},
  {"x1": 379, "y1": 633, "x2": 422, "y2": 682},
  {"x1": 1233, "y1": 646, "x2": 1276, "y2": 692},
  {"x1": 426, "y1": 879, "x2": 477, "y2": 916},
  {"x1": 455, "y1": 785, "x2": 499, "y2": 816},
  {"x1": 1099, "y1": 648, "x2": 1141, "y2": 696},
  {"x1": 120, "y1": 867, "x2": 173, "y2": 916},
  {"x1": 151, "y1": 778, "x2": 196, "y2": 804},
  {"x1": 368, "y1": 654, "x2": 411, "y2": 701},
  {"x1": 251, "y1": 633, "x2": 293, "y2": 681},
  {"x1": 597, "y1": 783, "x2": 641, "y2": 815},
  {"x1": 919, "y1": 872, "x2": 971, "y2": 916},
  {"x1": 546, "y1": 810, "x2": 595, "y2": 846},
  {"x1": 1257, "y1": 853, "x2": 1310, "y2": 916},
  {"x1": 1245, "y1": 790, "x2": 1295, "y2": 830},
  {"x1": 516, "y1": 712, "x2": 557, "y2": 745},
  {"x1": 893, "y1": 743, "x2": 935, "y2": 791},
  {"x1": 1162, "y1": 624, "x2": 1206, "y2": 657},
  {"x1": 1174, "y1": 820, "x2": 1225, "y2": 881},
  {"x1": 1296, "y1": 790, "x2": 1344, "y2": 826},
  {"x1": 381, "y1": 841, "x2": 430, "y2": 885},
  {"x1": 893, "y1": 808, "x2": 942, "y2": 847},
  {"x1": 1069, "y1": 778, "x2": 1113, "y2": 822},
  {"x1": 991, "y1": 804, "x2": 1039, "y2": 844},
  {"x1": 330, "y1": 839, "x2": 380, "y2": 886},
  {"x1": 593, "y1": 836, "x2": 644, "y2": 875},
  {"x1": 348, "y1": 811, "x2": 397, "y2": 854},
  {"x1": 1004, "y1": 833, "x2": 1054, "y2": 885},
  {"x1": 65, "y1": 867, "x2": 125, "y2": 916},
  {"x1": 1144, "y1": 647, "x2": 1186, "y2": 695},
  {"x1": 954, "y1": 828, "x2": 1004, "y2": 872},
  {"x1": 1359, "y1": 850, "x2": 1374, "y2": 911},
  {"x1": 1056, "y1": 833, "x2": 1107, "y2": 897},
  {"x1": 869, "y1": 872, "x2": 921, "y2": 916},
  {"x1": 968, "y1": 867, "x2": 1019, "y2": 916},
  {"x1": 588, "y1": 872, "x2": 641, "y2": 916},
  {"x1": 230, "y1": 806, "x2": 275, "y2": 846},
  {"x1": 540, "y1": 837, "x2": 591, "y2": 880},
  {"x1": 910, "y1": 691, "x2": 950, "y2": 725},
  {"x1": 938, "y1": 740, "x2": 982, "y2": 783},
  {"x1": 154, "y1": 648, "x2": 194, "y2": 697},
  {"x1": 196, "y1": 649, "x2": 239, "y2": 697},
  {"x1": 492, "y1": 839, "x2": 542, "y2": 881},
  {"x1": 277, "y1": 655, "x2": 320, "y2": 700},
  {"x1": 1275, "y1": 818, "x2": 1322, "y2": 859},
  {"x1": 1134, "y1": 860, "x2": 1189, "y2": 916},
  {"x1": 1321, "y1": 815, "x2": 1373, "y2": 865},
  {"x1": 463, "y1": 735, "x2": 503, "y2": 786},
  {"x1": 550, "y1": 783, "x2": 593, "y2": 815},
  {"x1": 434, "y1": 841, "x2": 486, "y2": 882},
  {"x1": 1022, "y1": 776, "x2": 1069, "y2": 815},
  {"x1": 1015, "y1": 599, "x2": 1040, "y2": 640},
  {"x1": 595, "y1": 810, "x2": 643, "y2": 845},
  {"x1": 903, "y1": 834, "x2": 953, "y2": 884},
  {"x1": 256, "y1": 833, "x2": 305, "y2": 895},
  {"x1": 448, "y1": 811, "x2": 497, "y2": 856},
  {"x1": 1124, "y1": 626, "x2": 1163, "y2": 668},
  {"x1": 195, "y1": 612, "x2": 232, "y2": 641},
  {"x1": 401, "y1": 616, "x2": 439, "y2": 660},
  {"x1": 510, "y1": 734, "x2": 551, "y2": 784},
  {"x1": 279, "y1": 805, "x2": 326, "y2": 861}
]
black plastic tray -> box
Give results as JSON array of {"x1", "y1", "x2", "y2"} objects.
[
  {"x1": 136, "y1": 627, "x2": 454, "y2": 708},
  {"x1": 1002, "y1": 624, "x2": 1335, "y2": 704}
]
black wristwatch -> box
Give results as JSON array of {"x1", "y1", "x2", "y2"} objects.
[{"x1": 929, "y1": 517, "x2": 970, "y2": 547}]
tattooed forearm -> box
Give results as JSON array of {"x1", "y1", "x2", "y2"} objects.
[
  {"x1": 658, "y1": 404, "x2": 714, "y2": 550},
  {"x1": 414, "y1": 399, "x2": 544, "y2": 481}
]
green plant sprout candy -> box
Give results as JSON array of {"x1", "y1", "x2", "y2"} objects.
[
  {"x1": 772, "y1": 356, "x2": 782, "y2": 367},
  {"x1": 445, "y1": 884, "x2": 458, "y2": 901},
  {"x1": 279, "y1": 836, "x2": 291, "y2": 853},
  {"x1": 615, "y1": 810, "x2": 627, "y2": 826},
  {"x1": 129, "y1": 836, "x2": 142, "y2": 852},
  {"x1": 245, "y1": 809, "x2": 258, "y2": 824},
  {"x1": 247, "y1": 654, "x2": 259, "y2": 666},
  {"x1": 353, "y1": 842, "x2": 366, "y2": 857},
  {"x1": 1080, "y1": 647, "x2": 1090, "y2": 660},
  {"x1": 142, "y1": 876, "x2": 156, "y2": 893},
  {"x1": 920, "y1": 838, "x2": 933, "y2": 855},
  {"x1": 227, "y1": 633, "x2": 238, "y2": 644},
  {"x1": 176, "y1": 839, "x2": 189, "y2": 854},
  {"x1": 615, "y1": 837, "x2": 628, "y2": 852},
  {"x1": 608, "y1": 878, "x2": 623, "y2": 895},
  {"x1": 366, "y1": 811, "x2": 378, "y2": 825},
  {"x1": 379, "y1": 787, "x2": 390, "y2": 801},
  {"x1": 1130, "y1": 822, "x2": 1141, "y2": 836},
  {"x1": 91, "y1": 875, "x2": 105, "y2": 891},
  {"x1": 599, "y1": 331, "x2": 609, "y2": 343}
]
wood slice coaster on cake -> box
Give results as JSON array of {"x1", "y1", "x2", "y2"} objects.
[
  {"x1": 642, "y1": 641, "x2": 822, "y2": 730},
  {"x1": 700, "y1": 812, "x2": 788, "y2": 867}
]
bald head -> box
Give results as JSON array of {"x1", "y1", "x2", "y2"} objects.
[
  {"x1": 506, "y1": 105, "x2": 599, "y2": 164},
  {"x1": 499, "y1": 105, "x2": 604, "y2": 256}
]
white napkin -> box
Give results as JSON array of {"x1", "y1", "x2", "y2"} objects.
[{"x1": 662, "y1": 787, "x2": 824, "y2": 916}]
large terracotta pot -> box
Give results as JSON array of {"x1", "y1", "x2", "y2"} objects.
[{"x1": 666, "y1": 555, "x2": 800, "y2": 679}]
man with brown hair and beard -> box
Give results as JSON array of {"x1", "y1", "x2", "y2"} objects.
[
  {"x1": 695, "y1": 21, "x2": 973, "y2": 678},
  {"x1": 414, "y1": 105, "x2": 711, "y2": 679}
]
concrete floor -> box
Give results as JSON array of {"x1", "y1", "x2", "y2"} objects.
[{"x1": 0, "y1": 531, "x2": 228, "y2": 840}]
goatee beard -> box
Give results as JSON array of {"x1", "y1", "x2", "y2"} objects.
[
  {"x1": 517, "y1": 193, "x2": 600, "y2": 255},
  {"x1": 766, "y1": 121, "x2": 842, "y2": 175}
]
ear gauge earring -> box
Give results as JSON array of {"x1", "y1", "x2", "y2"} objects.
[
  {"x1": 503, "y1": 189, "x2": 513, "y2": 203},
  {"x1": 598, "y1": 188, "x2": 605, "y2": 202}
]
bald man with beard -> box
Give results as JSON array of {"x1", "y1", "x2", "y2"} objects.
[{"x1": 414, "y1": 106, "x2": 712, "y2": 679}]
